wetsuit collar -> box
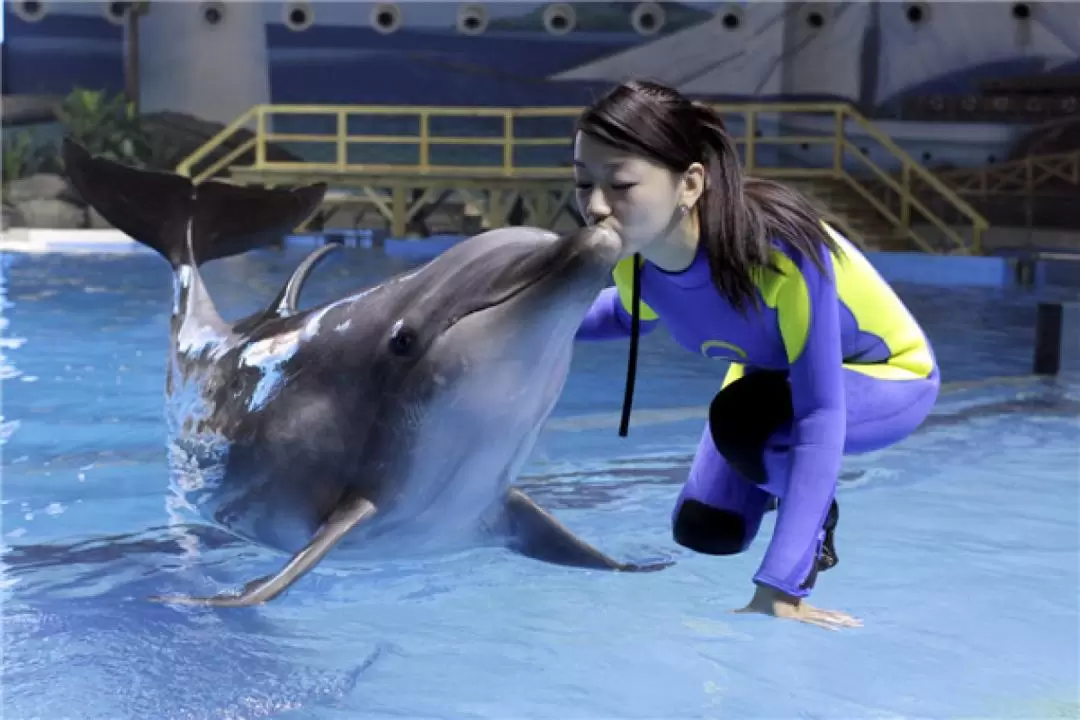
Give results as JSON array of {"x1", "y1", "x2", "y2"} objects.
[{"x1": 648, "y1": 241, "x2": 712, "y2": 289}]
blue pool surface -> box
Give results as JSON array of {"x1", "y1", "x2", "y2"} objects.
[{"x1": 2, "y1": 247, "x2": 1078, "y2": 720}]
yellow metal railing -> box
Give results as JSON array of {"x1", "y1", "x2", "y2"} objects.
[
  {"x1": 176, "y1": 102, "x2": 989, "y2": 255},
  {"x1": 861, "y1": 150, "x2": 1080, "y2": 240},
  {"x1": 176, "y1": 106, "x2": 261, "y2": 185},
  {"x1": 937, "y1": 150, "x2": 1080, "y2": 196},
  {"x1": 829, "y1": 107, "x2": 988, "y2": 254}
]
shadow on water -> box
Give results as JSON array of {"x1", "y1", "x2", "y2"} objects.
[
  {"x1": 4, "y1": 598, "x2": 382, "y2": 720},
  {"x1": 520, "y1": 387, "x2": 1080, "y2": 508},
  {"x1": 4, "y1": 523, "x2": 245, "y2": 575},
  {"x1": 1, "y1": 383, "x2": 1074, "y2": 719},
  {"x1": 2, "y1": 522, "x2": 386, "y2": 719},
  {"x1": 5, "y1": 386, "x2": 1076, "y2": 571}
]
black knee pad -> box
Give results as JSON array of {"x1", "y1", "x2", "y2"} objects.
[
  {"x1": 708, "y1": 370, "x2": 794, "y2": 484},
  {"x1": 672, "y1": 499, "x2": 749, "y2": 556}
]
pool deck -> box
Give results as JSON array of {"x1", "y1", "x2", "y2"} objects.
[{"x1": 2, "y1": 227, "x2": 1078, "y2": 291}]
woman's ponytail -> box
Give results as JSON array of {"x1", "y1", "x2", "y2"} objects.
[
  {"x1": 690, "y1": 101, "x2": 838, "y2": 311},
  {"x1": 691, "y1": 101, "x2": 769, "y2": 311}
]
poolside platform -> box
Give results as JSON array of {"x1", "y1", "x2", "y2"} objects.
[{"x1": 174, "y1": 101, "x2": 990, "y2": 255}]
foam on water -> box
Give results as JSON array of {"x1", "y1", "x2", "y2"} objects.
[{"x1": 2, "y1": 248, "x2": 1077, "y2": 719}]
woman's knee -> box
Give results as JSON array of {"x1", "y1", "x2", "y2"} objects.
[
  {"x1": 672, "y1": 498, "x2": 753, "y2": 556},
  {"x1": 708, "y1": 370, "x2": 793, "y2": 484},
  {"x1": 842, "y1": 370, "x2": 942, "y2": 454}
]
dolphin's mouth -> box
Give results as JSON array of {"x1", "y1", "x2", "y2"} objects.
[
  {"x1": 447, "y1": 272, "x2": 545, "y2": 329},
  {"x1": 443, "y1": 241, "x2": 582, "y2": 331}
]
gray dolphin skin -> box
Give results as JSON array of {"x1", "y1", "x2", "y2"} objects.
[{"x1": 62, "y1": 139, "x2": 670, "y2": 608}]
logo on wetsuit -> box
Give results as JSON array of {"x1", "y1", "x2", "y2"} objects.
[{"x1": 699, "y1": 340, "x2": 748, "y2": 361}]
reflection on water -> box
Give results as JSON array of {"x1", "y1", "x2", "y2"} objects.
[{"x1": 1, "y1": 248, "x2": 1077, "y2": 720}]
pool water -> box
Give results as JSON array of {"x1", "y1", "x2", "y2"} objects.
[{"x1": 2, "y1": 247, "x2": 1078, "y2": 720}]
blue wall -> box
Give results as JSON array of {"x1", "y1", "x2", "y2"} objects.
[
  {"x1": 3, "y1": 5, "x2": 1049, "y2": 174},
  {"x1": 368, "y1": 236, "x2": 1079, "y2": 292},
  {"x1": 5, "y1": 6, "x2": 1076, "y2": 113},
  {"x1": 867, "y1": 252, "x2": 1015, "y2": 288}
]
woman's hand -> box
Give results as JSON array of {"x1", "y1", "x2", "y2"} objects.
[{"x1": 733, "y1": 583, "x2": 862, "y2": 631}]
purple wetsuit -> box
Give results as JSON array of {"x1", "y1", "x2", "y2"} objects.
[{"x1": 576, "y1": 226, "x2": 940, "y2": 597}]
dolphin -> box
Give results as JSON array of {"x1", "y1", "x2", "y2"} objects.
[{"x1": 61, "y1": 139, "x2": 669, "y2": 608}]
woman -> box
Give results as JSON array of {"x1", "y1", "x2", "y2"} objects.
[{"x1": 573, "y1": 80, "x2": 940, "y2": 630}]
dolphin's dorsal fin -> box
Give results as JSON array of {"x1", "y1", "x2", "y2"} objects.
[
  {"x1": 230, "y1": 243, "x2": 343, "y2": 337},
  {"x1": 272, "y1": 242, "x2": 343, "y2": 317}
]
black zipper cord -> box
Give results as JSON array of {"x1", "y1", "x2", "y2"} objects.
[{"x1": 618, "y1": 253, "x2": 642, "y2": 437}]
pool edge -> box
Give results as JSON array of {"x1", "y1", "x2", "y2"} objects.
[{"x1": 0, "y1": 228, "x2": 1073, "y2": 290}]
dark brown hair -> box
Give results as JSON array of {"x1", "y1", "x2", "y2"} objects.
[{"x1": 576, "y1": 79, "x2": 842, "y2": 311}]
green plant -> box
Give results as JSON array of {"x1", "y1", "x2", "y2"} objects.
[
  {"x1": 2, "y1": 132, "x2": 36, "y2": 185},
  {"x1": 2, "y1": 131, "x2": 62, "y2": 186},
  {"x1": 55, "y1": 88, "x2": 149, "y2": 164},
  {"x1": 140, "y1": 134, "x2": 188, "y2": 172},
  {"x1": 4, "y1": 87, "x2": 196, "y2": 191},
  {"x1": 52, "y1": 87, "x2": 193, "y2": 173}
]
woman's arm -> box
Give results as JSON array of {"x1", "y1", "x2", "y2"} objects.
[
  {"x1": 752, "y1": 247, "x2": 846, "y2": 599},
  {"x1": 575, "y1": 286, "x2": 660, "y2": 341}
]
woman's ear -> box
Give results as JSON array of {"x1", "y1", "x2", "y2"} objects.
[{"x1": 680, "y1": 162, "x2": 706, "y2": 210}]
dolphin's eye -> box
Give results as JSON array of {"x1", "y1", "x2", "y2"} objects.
[{"x1": 388, "y1": 321, "x2": 418, "y2": 357}]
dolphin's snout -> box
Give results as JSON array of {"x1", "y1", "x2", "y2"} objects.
[{"x1": 573, "y1": 223, "x2": 624, "y2": 268}]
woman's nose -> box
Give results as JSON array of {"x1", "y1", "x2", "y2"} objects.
[{"x1": 584, "y1": 189, "x2": 611, "y2": 224}]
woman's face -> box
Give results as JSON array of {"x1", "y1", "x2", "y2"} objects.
[{"x1": 572, "y1": 131, "x2": 687, "y2": 258}]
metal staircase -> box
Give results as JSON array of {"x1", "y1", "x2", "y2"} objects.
[{"x1": 175, "y1": 101, "x2": 989, "y2": 255}]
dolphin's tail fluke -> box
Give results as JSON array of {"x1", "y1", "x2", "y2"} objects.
[{"x1": 62, "y1": 138, "x2": 327, "y2": 269}]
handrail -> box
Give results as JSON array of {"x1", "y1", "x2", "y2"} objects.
[
  {"x1": 174, "y1": 106, "x2": 259, "y2": 183},
  {"x1": 174, "y1": 101, "x2": 990, "y2": 255},
  {"x1": 858, "y1": 150, "x2": 1078, "y2": 245},
  {"x1": 936, "y1": 150, "x2": 1080, "y2": 195},
  {"x1": 835, "y1": 106, "x2": 990, "y2": 254}
]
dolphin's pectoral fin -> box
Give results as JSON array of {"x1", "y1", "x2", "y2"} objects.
[
  {"x1": 148, "y1": 494, "x2": 377, "y2": 608},
  {"x1": 494, "y1": 488, "x2": 672, "y2": 573}
]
